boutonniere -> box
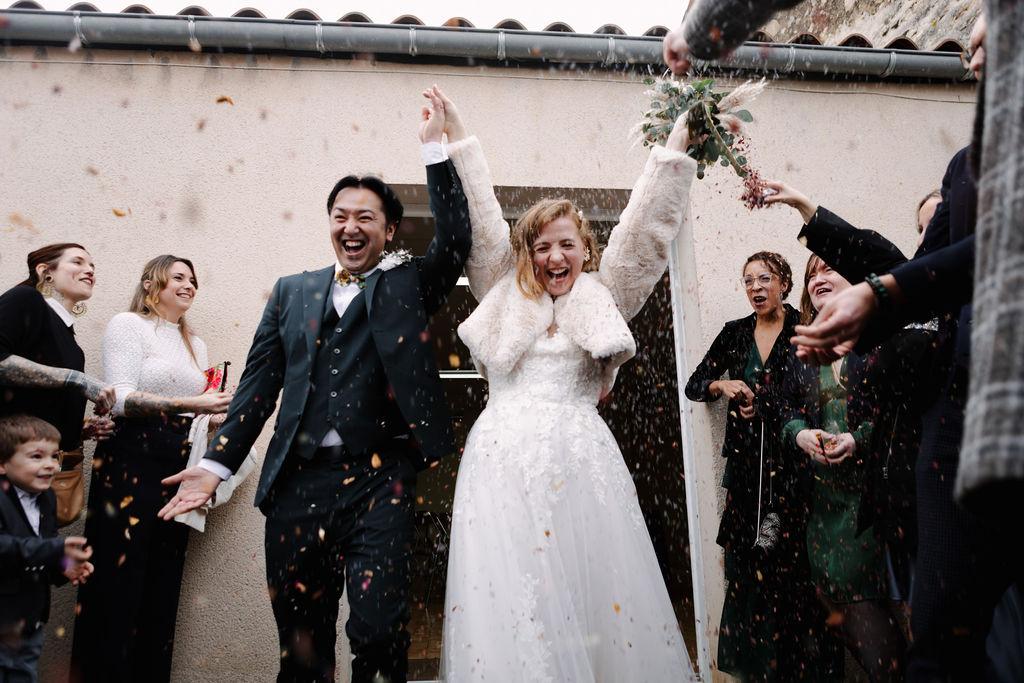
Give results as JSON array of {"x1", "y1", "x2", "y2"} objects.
[{"x1": 377, "y1": 249, "x2": 413, "y2": 272}]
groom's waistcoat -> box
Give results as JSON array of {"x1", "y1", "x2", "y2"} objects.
[{"x1": 293, "y1": 292, "x2": 408, "y2": 459}]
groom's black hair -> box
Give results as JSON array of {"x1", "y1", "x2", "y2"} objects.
[{"x1": 326, "y1": 175, "x2": 405, "y2": 229}]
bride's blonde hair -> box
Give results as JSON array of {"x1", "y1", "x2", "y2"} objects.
[{"x1": 511, "y1": 198, "x2": 601, "y2": 299}]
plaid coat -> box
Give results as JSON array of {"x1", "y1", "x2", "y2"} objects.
[{"x1": 957, "y1": 0, "x2": 1024, "y2": 512}]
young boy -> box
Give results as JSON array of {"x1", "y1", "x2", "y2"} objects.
[{"x1": 0, "y1": 414, "x2": 93, "y2": 682}]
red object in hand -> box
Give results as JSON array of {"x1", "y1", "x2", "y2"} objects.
[{"x1": 204, "y1": 361, "x2": 231, "y2": 392}]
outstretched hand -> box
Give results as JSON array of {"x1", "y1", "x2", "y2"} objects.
[
  {"x1": 428, "y1": 85, "x2": 467, "y2": 142},
  {"x1": 662, "y1": 24, "x2": 691, "y2": 75},
  {"x1": 791, "y1": 282, "x2": 876, "y2": 364},
  {"x1": 158, "y1": 466, "x2": 222, "y2": 519},
  {"x1": 418, "y1": 86, "x2": 446, "y2": 144},
  {"x1": 762, "y1": 180, "x2": 817, "y2": 223}
]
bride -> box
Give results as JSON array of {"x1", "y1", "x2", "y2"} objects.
[{"x1": 428, "y1": 86, "x2": 699, "y2": 682}]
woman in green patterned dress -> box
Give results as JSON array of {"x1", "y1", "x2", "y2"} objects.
[{"x1": 781, "y1": 254, "x2": 906, "y2": 681}]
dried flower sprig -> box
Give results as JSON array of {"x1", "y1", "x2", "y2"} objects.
[{"x1": 634, "y1": 76, "x2": 765, "y2": 181}]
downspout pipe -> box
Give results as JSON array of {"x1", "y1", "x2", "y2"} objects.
[{"x1": 0, "y1": 9, "x2": 973, "y2": 82}]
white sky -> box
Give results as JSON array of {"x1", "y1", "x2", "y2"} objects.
[{"x1": 38, "y1": 0, "x2": 689, "y2": 35}]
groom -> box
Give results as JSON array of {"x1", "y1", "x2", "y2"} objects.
[{"x1": 159, "y1": 99, "x2": 470, "y2": 683}]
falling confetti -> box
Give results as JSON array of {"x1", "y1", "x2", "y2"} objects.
[
  {"x1": 112, "y1": 208, "x2": 129, "y2": 217},
  {"x1": 119, "y1": 496, "x2": 133, "y2": 509},
  {"x1": 371, "y1": 453, "x2": 382, "y2": 469},
  {"x1": 216, "y1": 95, "x2": 235, "y2": 105}
]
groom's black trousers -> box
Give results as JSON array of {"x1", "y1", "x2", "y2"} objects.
[{"x1": 261, "y1": 443, "x2": 417, "y2": 683}]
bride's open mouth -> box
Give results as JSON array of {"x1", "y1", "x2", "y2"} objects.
[
  {"x1": 752, "y1": 294, "x2": 767, "y2": 305},
  {"x1": 814, "y1": 284, "x2": 833, "y2": 298},
  {"x1": 547, "y1": 267, "x2": 570, "y2": 285}
]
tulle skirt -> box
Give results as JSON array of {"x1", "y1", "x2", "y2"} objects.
[{"x1": 440, "y1": 397, "x2": 695, "y2": 682}]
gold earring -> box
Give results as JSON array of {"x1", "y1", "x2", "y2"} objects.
[
  {"x1": 37, "y1": 276, "x2": 54, "y2": 297},
  {"x1": 584, "y1": 248, "x2": 592, "y2": 262},
  {"x1": 71, "y1": 301, "x2": 87, "y2": 317}
]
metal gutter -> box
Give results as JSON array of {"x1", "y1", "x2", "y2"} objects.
[{"x1": 0, "y1": 9, "x2": 973, "y2": 81}]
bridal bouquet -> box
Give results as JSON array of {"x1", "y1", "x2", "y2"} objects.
[{"x1": 635, "y1": 77, "x2": 770, "y2": 209}]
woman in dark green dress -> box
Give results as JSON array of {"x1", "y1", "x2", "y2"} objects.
[
  {"x1": 686, "y1": 252, "x2": 826, "y2": 681},
  {"x1": 782, "y1": 254, "x2": 906, "y2": 681}
]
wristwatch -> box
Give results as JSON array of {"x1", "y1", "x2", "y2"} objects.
[{"x1": 865, "y1": 273, "x2": 891, "y2": 313}]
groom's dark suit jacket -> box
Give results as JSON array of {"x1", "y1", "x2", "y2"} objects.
[{"x1": 206, "y1": 160, "x2": 471, "y2": 507}]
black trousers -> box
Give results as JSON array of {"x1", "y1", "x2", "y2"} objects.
[
  {"x1": 261, "y1": 443, "x2": 417, "y2": 683},
  {"x1": 70, "y1": 416, "x2": 192, "y2": 683},
  {"x1": 908, "y1": 399, "x2": 1024, "y2": 682}
]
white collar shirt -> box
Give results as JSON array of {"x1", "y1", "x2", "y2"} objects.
[
  {"x1": 15, "y1": 486, "x2": 42, "y2": 535},
  {"x1": 44, "y1": 296, "x2": 75, "y2": 328}
]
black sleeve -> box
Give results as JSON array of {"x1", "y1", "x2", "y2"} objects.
[
  {"x1": 682, "y1": 0, "x2": 805, "y2": 60},
  {"x1": 0, "y1": 286, "x2": 46, "y2": 363},
  {"x1": 856, "y1": 235, "x2": 975, "y2": 353},
  {"x1": 798, "y1": 207, "x2": 909, "y2": 284},
  {"x1": 418, "y1": 160, "x2": 473, "y2": 317},
  {"x1": 0, "y1": 529, "x2": 65, "y2": 581},
  {"x1": 205, "y1": 278, "x2": 287, "y2": 473},
  {"x1": 891, "y1": 235, "x2": 974, "y2": 318},
  {"x1": 914, "y1": 155, "x2": 955, "y2": 258},
  {"x1": 684, "y1": 323, "x2": 735, "y2": 402},
  {"x1": 778, "y1": 358, "x2": 817, "y2": 433}
]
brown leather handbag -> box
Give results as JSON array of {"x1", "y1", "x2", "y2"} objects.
[{"x1": 53, "y1": 448, "x2": 85, "y2": 527}]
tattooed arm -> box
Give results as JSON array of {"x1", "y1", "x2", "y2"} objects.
[
  {"x1": 121, "y1": 389, "x2": 231, "y2": 418},
  {"x1": 0, "y1": 354, "x2": 115, "y2": 414}
]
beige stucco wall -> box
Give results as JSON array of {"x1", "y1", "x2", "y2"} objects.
[{"x1": 0, "y1": 44, "x2": 974, "y2": 681}]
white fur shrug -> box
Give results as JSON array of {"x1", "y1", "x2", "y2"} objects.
[{"x1": 449, "y1": 135, "x2": 696, "y2": 394}]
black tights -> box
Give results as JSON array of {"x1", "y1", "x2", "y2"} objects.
[{"x1": 825, "y1": 596, "x2": 907, "y2": 681}]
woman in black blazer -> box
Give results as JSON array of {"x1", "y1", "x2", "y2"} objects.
[
  {"x1": 0, "y1": 244, "x2": 115, "y2": 452},
  {"x1": 685, "y1": 251, "x2": 825, "y2": 681}
]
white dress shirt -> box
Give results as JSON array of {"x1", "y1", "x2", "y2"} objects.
[
  {"x1": 15, "y1": 486, "x2": 42, "y2": 535},
  {"x1": 200, "y1": 142, "x2": 446, "y2": 482}
]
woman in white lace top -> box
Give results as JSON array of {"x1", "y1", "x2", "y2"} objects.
[{"x1": 71, "y1": 255, "x2": 231, "y2": 683}]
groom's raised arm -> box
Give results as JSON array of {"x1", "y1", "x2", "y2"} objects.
[
  {"x1": 202, "y1": 277, "x2": 287, "y2": 474},
  {"x1": 418, "y1": 159, "x2": 472, "y2": 316}
]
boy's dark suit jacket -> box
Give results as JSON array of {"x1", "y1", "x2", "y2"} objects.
[{"x1": 0, "y1": 476, "x2": 66, "y2": 635}]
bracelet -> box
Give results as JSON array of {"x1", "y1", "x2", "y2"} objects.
[{"x1": 865, "y1": 273, "x2": 891, "y2": 313}]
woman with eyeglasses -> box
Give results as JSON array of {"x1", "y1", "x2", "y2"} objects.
[{"x1": 685, "y1": 252, "x2": 826, "y2": 680}]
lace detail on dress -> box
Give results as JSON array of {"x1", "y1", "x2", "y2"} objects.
[
  {"x1": 513, "y1": 573, "x2": 555, "y2": 683},
  {"x1": 441, "y1": 330, "x2": 692, "y2": 682}
]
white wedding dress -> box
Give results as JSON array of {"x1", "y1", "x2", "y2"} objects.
[
  {"x1": 440, "y1": 135, "x2": 697, "y2": 682},
  {"x1": 440, "y1": 329, "x2": 695, "y2": 682}
]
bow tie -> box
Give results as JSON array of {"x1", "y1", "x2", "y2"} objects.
[{"x1": 335, "y1": 269, "x2": 367, "y2": 289}]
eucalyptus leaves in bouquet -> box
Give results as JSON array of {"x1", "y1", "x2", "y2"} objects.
[{"x1": 635, "y1": 77, "x2": 771, "y2": 208}]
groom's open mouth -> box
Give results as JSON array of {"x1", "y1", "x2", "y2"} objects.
[
  {"x1": 341, "y1": 238, "x2": 368, "y2": 258},
  {"x1": 547, "y1": 267, "x2": 570, "y2": 286}
]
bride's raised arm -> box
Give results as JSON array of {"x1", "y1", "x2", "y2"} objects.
[
  {"x1": 427, "y1": 87, "x2": 513, "y2": 301},
  {"x1": 599, "y1": 115, "x2": 697, "y2": 322}
]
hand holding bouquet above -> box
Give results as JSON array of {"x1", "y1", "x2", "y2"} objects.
[{"x1": 635, "y1": 76, "x2": 772, "y2": 209}]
